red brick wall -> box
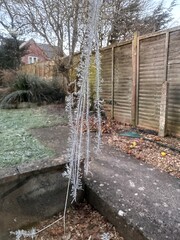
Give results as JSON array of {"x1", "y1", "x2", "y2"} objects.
[{"x1": 21, "y1": 41, "x2": 49, "y2": 65}]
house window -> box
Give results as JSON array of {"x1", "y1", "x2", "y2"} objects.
[{"x1": 28, "y1": 56, "x2": 38, "y2": 64}]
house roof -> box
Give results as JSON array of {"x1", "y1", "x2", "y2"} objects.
[
  {"x1": 20, "y1": 39, "x2": 59, "y2": 59},
  {"x1": 37, "y1": 43, "x2": 58, "y2": 59}
]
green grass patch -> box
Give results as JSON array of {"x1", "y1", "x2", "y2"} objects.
[{"x1": 0, "y1": 106, "x2": 67, "y2": 168}]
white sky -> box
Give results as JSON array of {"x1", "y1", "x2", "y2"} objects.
[
  {"x1": 173, "y1": 0, "x2": 180, "y2": 21},
  {"x1": 165, "y1": 0, "x2": 180, "y2": 26}
]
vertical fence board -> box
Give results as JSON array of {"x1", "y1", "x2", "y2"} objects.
[
  {"x1": 111, "y1": 47, "x2": 115, "y2": 118},
  {"x1": 159, "y1": 32, "x2": 170, "y2": 137},
  {"x1": 100, "y1": 48, "x2": 112, "y2": 118},
  {"x1": 167, "y1": 30, "x2": 180, "y2": 136},
  {"x1": 113, "y1": 43, "x2": 132, "y2": 123},
  {"x1": 137, "y1": 34, "x2": 166, "y2": 130},
  {"x1": 131, "y1": 32, "x2": 138, "y2": 126}
]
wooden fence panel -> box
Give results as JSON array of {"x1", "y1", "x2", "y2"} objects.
[
  {"x1": 100, "y1": 48, "x2": 112, "y2": 118},
  {"x1": 21, "y1": 61, "x2": 56, "y2": 80},
  {"x1": 167, "y1": 30, "x2": 180, "y2": 136},
  {"x1": 113, "y1": 43, "x2": 132, "y2": 123},
  {"x1": 137, "y1": 34, "x2": 166, "y2": 130},
  {"x1": 20, "y1": 28, "x2": 180, "y2": 136}
]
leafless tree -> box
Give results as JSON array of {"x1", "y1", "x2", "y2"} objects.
[
  {"x1": 0, "y1": 0, "x2": 89, "y2": 81},
  {"x1": 0, "y1": 0, "x2": 176, "y2": 77},
  {"x1": 1, "y1": 0, "x2": 175, "y2": 49}
]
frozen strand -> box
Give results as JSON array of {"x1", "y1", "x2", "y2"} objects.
[
  {"x1": 71, "y1": 99, "x2": 82, "y2": 194},
  {"x1": 94, "y1": 1, "x2": 102, "y2": 152},
  {"x1": 72, "y1": 84, "x2": 85, "y2": 197},
  {"x1": 78, "y1": 56, "x2": 91, "y2": 177},
  {"x1": 85, "y1": 68, "x2": 90, "y2": 174},
  {"x1": 64, "y1": 0, "x2": 103, "y2": 202},
  {"x1": 66, "y1": 100, "x2": 76, "y2": 186},
  {"x1": 68, "y1": 83, "x2": 84, "y2": 200},
  {"x1": 72, "y1": 92, "x2": 85, "y2": 199},
  {"x1": 66, "y1": 95, "x2": 76, "y2": 166},
  {"x1": 67, "y1": 0, "x2": 103, "y2": 202},
  {"x1": 68, "y1": 91, "x2": 83, "y2": 192},
  {"x1": 95, "y1": 36, "x2": 102, "y2": 151},
  {"x1": 10, "y1": 216, "x2": 64, "y2": 240},
  {"x1": 101, "y1": 232, "x2": 110, "y2": 240},
  {"x1": 63, "y1": 172, "x2": 71, "y2": 234},
  {"x1": 63, "y1": 92, "x2": 84, "y2": 230}
]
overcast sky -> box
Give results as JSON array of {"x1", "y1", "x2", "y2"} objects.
[
  {"x1": 173, "y1": 0, "x2": 180, "y2": 21},
  {"x1": 165, "y1": 0, "x2": 180, "y2": 26}
]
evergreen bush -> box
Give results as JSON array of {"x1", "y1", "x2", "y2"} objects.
[{"x1": 0, "y1": 73, "x2": 66, "y2": 108}]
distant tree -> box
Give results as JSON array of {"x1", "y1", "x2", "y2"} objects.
[
  {"x1": 139, "y1": 0, "x2": 176, "y2": 34},
  {"x1": 0, "y1": 36, "x2": 26, "y2": 69},
  {"x1": 0, "y1": 0, "x2": 89, "y2": 81},
  {"x1": 0, "y1": 0, "x2": 27, "y2": 70},
  {"x1": 100, "y1": 0, "x2": 176, "y2": 44}
]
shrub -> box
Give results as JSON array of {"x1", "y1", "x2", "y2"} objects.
[
  {"x1": 0, "y1": 73, "x2": 66, "y2": 108},
  {"x1": 0, "y1": 69, "x2": 17, "y2": 87}
]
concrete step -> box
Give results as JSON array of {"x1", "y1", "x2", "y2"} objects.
[{"x1": 84, "y1": 144, "x2": 180, "y2": 240}]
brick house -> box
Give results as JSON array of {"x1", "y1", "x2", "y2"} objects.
[{"x1": 20, "y1": 39, "x2": 57, "y2": 65}]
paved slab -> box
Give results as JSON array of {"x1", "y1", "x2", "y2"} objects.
[{"x1": 85, "y1": 144, "x2": 180, "y2": 240}]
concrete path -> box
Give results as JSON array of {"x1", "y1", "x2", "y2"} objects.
[{"x1": 84, "y1": 143, "x2": 180, "y2": 240}]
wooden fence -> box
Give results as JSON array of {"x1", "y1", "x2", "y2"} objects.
[
  {"x1": 100, "y1": 27, "x2": 180, "y2": 137},
  {"x1": 21, "y1": 61, "x2": 56, "y2": 80},
  {"x1": 21, "y1": 27, "x2": 180, "y2": 137}
]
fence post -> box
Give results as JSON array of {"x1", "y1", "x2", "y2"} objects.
[
  {"x1": 111, "y1": 46, "x2": 115, "y2": 119},
  {"x1": 131, "y1": 32, "x2": 139, "y2": 126},
  {"x1": 159, "y1": 31, "x2": 170, "y2": 137}
]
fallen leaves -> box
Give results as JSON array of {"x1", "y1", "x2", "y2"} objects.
[
  {"x1": 160, "y1": 151, "x2": 167, "y2": 157},
  {"x1": 130, "y1": 141, "x2": 137, "y2": 148},
  {"x1": 98, "y1": 119, "x2": 180, "y2": 178},
  {"x1": 36, "y1": 203, "x2": 124, "y2": 240}
]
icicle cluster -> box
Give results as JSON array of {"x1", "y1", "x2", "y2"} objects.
[
  {"x1": 65, "y1": 0, "x2": 103, "y2": 201},
  {"x1": 10, "y1": 228, "x2": 36, "y2": 240},
  {"x1": 101, "y1": 232, "x2": 110, "y2": 240}
]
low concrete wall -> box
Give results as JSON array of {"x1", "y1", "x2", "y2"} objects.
[
  {"x1": 0, "y1": 157, "x2": 72, "y2": 239},
  {"x1": 85, "y1": 185, "x2": 146, "y2": 240}
]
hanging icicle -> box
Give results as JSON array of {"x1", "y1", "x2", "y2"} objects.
[{"x1": 65, "y1": 0, "x2": 103, "y2": 202}]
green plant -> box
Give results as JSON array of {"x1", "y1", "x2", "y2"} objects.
[
  {"x1": 0, "y1": 90, "x2": 32, "y2": 108},
  {"x1": 0, "y1": 73, "x2": 66, "y2": 108},
  {"x1": 0, "y1": 37, "x2": 26, "y2": 70}
]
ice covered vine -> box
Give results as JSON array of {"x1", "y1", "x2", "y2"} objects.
[{"x1": 65, "y1": 0, "x2": 103, "y2": 201}]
